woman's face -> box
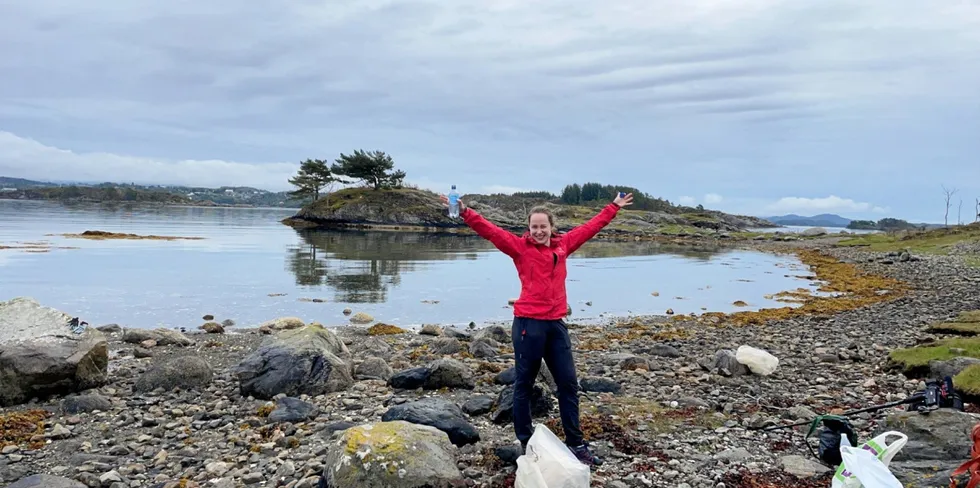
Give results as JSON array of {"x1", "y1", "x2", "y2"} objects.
[{"x1": 528, "y1": 213, "x2": 552, "y2": 244}]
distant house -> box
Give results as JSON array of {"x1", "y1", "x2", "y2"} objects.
[
  {"x1": 0, "y1": 188, "x2": 16, "y2": 192},
  {"x1": 224, "y1": 189, "x2": 234, "y2": 194}
]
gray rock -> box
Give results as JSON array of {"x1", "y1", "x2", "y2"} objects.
[
  {"x1": 354, "y1": 357, "x2": 393, "y2": 381},
  {"x1": 787, "y1": 406, "x2": 819, "y2": 421},
  {"x1": 61, "y1": 393, "x2": 112, "y2": 414},
  {"x1": 0, "y1": 328, "x2": 108, "y2": 407},
  {"x1": 880, "y1": 408, "x2": 980, "y2": 461},
  {"x1": 580, "y1": 377, "x2": 622, "y2": 394},
  {"x1": 423, "y1": 358, "x2": 475, "y2": 390},
  {"x1": 235, "y1": 324, "x2": 353, "y2": 399},
  {"x1": 715, "y1": 447, "x2": 751, "y2": 462},
  {"x1": 348, "y1": 337, "x2": 393, "y2": 358},
  {"x1": 321, "y1": 421, "x2": 462, "y2": 488},
  {"x1": 122, "y1": 328, "x2": 192, "y2": 347},
  {"x1": 134, "y1": 354, "x2": 214, "y2": 393},
  {"x1": 442, "y1": 328, "x2": 472, "y2": 341},
  {"x1": 890, "y1": 460, "x2": 961, "y2": 487},
  {"x1": 420, "y1": 324, "x2": 443, "y2": 336},
  {"x1": 381, "y1": 397, "x2": 481, "y2": 446},
  {"x1": 779, "y1": 455, "x2": 830, "y2": 477},
  {"x1": 7, "y1": 474, "x2": 87, "y2": 488},
  {"x1": 430, "y1": 337, "x2": 463, "y2": 356},
  {"x1": 492, "y1": 384, "x2": 553, "y2": 424},
  {"x1": 469, "y1": 340, "x2": 497, "y2": 359},
  {"x1": 96, "y1": 324, "x2": 122, "y2": 334},
  {"x1": 648, "y1": 344, "x2": 681, "y2": 358},
  {"x1": 388, "y1": 367, "x2": 431, "y2": 390},
  {"x1": 0, "y1": 297, "x2": 78, "y2": 346},
  {"x1": 268, "y1": 397, "x2": 319, "y2": 423},
  {"x1": 619, "y1": 356, "x2": 650, "y2": 371},
  {"x1": 462, "y1": 395, "x2": 495, "y2": 416},
  {"x1": 474, "y1": 325, "x2": 510, "y2": 344},
  {"x1": 929, "y1": 357, "x2": 980, "y2": 379},
  {"x1": 699, "y1": 349, "x2": 749, "y2": 376},
  {"x1": 494, "y1": 367, "x2": 517, "y2": 385}
]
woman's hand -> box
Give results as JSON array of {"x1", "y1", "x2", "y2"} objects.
[
  {"x1": 613, "y1": 192, "x2": 634, "y2": 208},
  {"x1": 439, "y1": 194, "x2": 467, "y2": 211}
]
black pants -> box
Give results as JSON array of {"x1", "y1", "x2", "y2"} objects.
[{"x1": 512, "y1": 316, "x2": 584, "y2": 447}]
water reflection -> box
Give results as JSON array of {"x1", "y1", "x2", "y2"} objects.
[
  {"x1": 286, "y1": 230, "x2": 727, "y2": 303},
  {"x1": 286, "y1": 230, "x2": 489, "y2": 303}
]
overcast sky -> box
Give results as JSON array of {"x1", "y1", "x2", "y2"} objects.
[{"x1": 1, "y1": 1, "x2": 978, "y2": 222}]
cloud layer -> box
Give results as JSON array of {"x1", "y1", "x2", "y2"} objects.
[{"x1": 1, "y1": 0, "x2": 979, "y2": 220}]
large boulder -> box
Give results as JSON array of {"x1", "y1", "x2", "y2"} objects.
[
  {"x1": 381, "y1": 397, "x2": 480, "y2": 447},
  {"x1": 879, "y1": 408, "x2": 980, "y2": 461},
  {"x1": 134, "y1": 354, "x2": 214, "y2": 393},
  {"x1": 0, "y1": 327, "x2": 108, "y2": 407},
  {"x1": 321, "y1": 421, "x2": 462, "y2": 488},
  {"x1": 235, "y1": 324, "x2": 353, "y2": 399},
  {"x1": 122, "y1": 328, "x2": 193, "y2": 347},
  {"x1": 0, "y1": 297, "x2": 79, "y2": 344},
  {"x1": 878, "y1": 408, "x2": 980, "y2": 486}
]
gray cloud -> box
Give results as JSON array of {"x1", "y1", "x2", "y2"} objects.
[{"x1": 0, "y1": 0, "x2": 978, "y2": 221}]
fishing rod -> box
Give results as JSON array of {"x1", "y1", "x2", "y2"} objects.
[{"x1": 752, "y1": 376, "x2": 962, "y2": 432}]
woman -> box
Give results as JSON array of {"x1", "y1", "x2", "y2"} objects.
[{"x1": 441, "y1": 191, "x2": 633, "y2": 467}]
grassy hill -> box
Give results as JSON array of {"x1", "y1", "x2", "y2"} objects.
[
  {"x1": 0, "y1": 176, "x2": 57, "y2": 189},
  {"x1": 282, "y1": 187, "x2": 775, "y2": 237},
  {"x1": 1, "y1": 185, "x2": 194, "y2": 204},
  {"x1": 0, "y1": 178, "x2": 303, "y2": 207}
]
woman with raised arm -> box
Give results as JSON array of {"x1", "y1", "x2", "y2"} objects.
[{"x1": 440, "y1": 191, "x2": 634, "y2": 468}]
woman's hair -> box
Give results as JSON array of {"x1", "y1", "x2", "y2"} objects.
[{"x1": 527, "y1": 206, "x2": 556, "y2": 228}]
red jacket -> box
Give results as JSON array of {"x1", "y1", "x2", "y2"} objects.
[{"x1": 461, "y1": 203, "x2": 621, "y2": 320}]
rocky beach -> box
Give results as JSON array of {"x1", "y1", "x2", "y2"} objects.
[{"x1": 2, "y1": 235, "x2": 980, "y2": 488}]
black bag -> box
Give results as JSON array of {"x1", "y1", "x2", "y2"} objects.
[{"x1": 805, "y1": 415, "x2": 858, "y2": 467}]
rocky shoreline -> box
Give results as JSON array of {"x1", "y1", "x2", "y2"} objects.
[{"x1": 2, "y1": 240, "x2": 980, "y2": 488}]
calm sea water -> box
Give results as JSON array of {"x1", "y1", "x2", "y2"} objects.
[{"x1": 0, "y1": 200, "x2": 822, "y2": 329}]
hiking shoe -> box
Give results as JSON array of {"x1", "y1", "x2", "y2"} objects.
[{"x1": 571, "y1": 444, "x2": 603, "y2": 467}]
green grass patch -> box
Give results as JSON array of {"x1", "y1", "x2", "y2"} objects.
[
  {"x1": 966, "y1": 256, "x2": 980, "y2": 268},
  {"x1": 837, "y1": 224, "x2": 980, "y2": 255},
  {"x1": 954, "y1": 364, "x2": 980, "y2": 396},
  {"x1": 958, "y1": 311, "x2": 980, "y2": 323},
  {"x1": 889, "y1": 337, "x2": 980, "y2": 373},
  {"x1": 657, "y1": 224, "x2": 704, "y2": 235},
  {"x1": 926, "y1": 322, "x2": 980, "y2": 335}
]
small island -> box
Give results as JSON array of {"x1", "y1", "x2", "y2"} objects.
[{"x1": 279, "y1": 150, "x2": 776, "y2": 237}]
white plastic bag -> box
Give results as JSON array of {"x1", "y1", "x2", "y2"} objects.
[
  {"x1": 831, "y1": 431, "x2": 908, "y2": 488},
  {"x1": 735, "y1": 345, "x2": 779, "y2": 375},
  {"x1": 515, "y1": 424, "x2": 590, "y2": 488}
]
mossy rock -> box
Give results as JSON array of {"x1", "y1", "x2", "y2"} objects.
[
  {"x1": 367, "y1": 323, "x2": 407, "y2": 336},
  {"x1": 927, "y1": 322, "x2": 980, "y2": 336},
  {"x1": 321, "y1": 421, "x2": 462, "y2": 488},
  {"x1": 889, "y1": 338, "x2": 980, "y2": 375}
]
